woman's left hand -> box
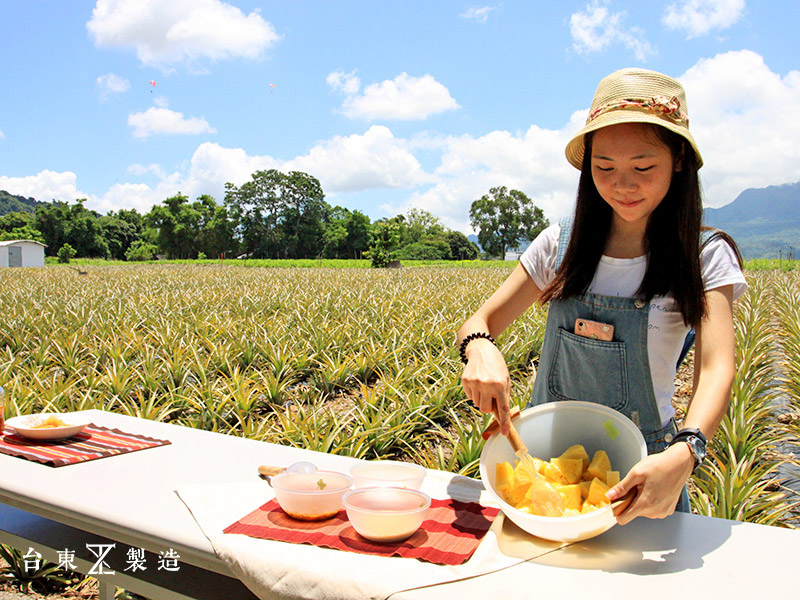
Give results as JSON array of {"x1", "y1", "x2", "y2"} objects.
[{"x1": 606, "y1": 443, "x2": 694, "y2": 525}]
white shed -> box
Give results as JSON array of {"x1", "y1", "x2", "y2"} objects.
[{"x1": 0, "y1": 240, "x2": 46, "y2": 268}]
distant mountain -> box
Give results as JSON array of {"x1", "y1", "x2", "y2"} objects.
[
  {"x1": 0, "y1": 190, "x2": 46, "y2": 216},
  {"x1": 704, "y1": 181, "x2": 800, "y2": 259}
]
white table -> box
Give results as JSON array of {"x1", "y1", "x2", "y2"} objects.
[
  {"x1": 0, "y1": 409, "x2": 354, "y2": 599},
  {"x1": 1, "y1": 410, "x2": 799, "y2": 600}
]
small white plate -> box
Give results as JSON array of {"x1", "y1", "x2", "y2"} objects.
[{"x1": 5, "y1": 413, "x2": 91, "y2": 441}]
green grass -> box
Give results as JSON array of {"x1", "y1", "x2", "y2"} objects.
[
  {"x1": 46, "y1": 257, "x2": 519, "y2": 269},
  {"x1": 744, "y1": 258, "x2": 799, "y2": 271}
]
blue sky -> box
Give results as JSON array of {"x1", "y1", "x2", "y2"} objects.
[{"x1": 1, "y1": 1, "x2": 799, "y2": 232}]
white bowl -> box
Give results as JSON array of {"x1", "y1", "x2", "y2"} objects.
[
  {"x1": 343, "y1": 487, "x2": 431, "y2": 543},
  {"x1": 479, "y1": 401, "x2": 646, "y2": 543},
  {"x1": 350, "y1": 460, "x2": 426, "y2": 490},
  {"x1": 5, "y1": 413, "x2": 90, "y2": 441},
  {"x1": 270, "y1": 470, "x2": 353, "y2": 521}
]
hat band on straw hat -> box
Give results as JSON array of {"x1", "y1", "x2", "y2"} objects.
[{"x1": 587, "y1": 95, "x2": 689, "y2": 127}]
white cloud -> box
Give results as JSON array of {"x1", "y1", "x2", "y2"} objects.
[
  {"x1": 326, "y1": 70, "x2": 361, "y2": 96},
  {"x1": 330, "y1": 72, "x2": 459, "y2": 120},
  {"x1": 386, "y1": 121, "x2": 582, "y2": 232},
  {"x1": 284, "y1": 126, "x2": 433, "y2": 193},
  {"x1": 663, "y1": 0, "x2": 745, "y2": 38},
  {"x1": 0, "y1": 170, "x2": 88, "y2": 204},
  {"x1": 86, "y1": 0, "x2": 281, "y2": 69},
  {"x1": 570, "y1": 1, "x2": 654, "y2": 62},
  {"x1": 96, "y1": 72, "x2": 130, "y2": 99},
  {"x1": 0, "y1": 130, "x2": 5, "y2": 139},
  {"x1": 127, "y1": 163, "x2": 166, "y2": 177},
  {"x1": 460, "y1": 6, "x2": 498, "y2": 24},
  {"x1": 128, "y1": 107, "x2": 216, "y2": 138},
  {"x1": 680, "y1": 50, "x2": 800, "y2": 206}
]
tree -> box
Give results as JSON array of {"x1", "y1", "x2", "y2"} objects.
[
  {"x1": 344, "y1": 210, "x2": 371, "y2": 258},
  {"x1": 0, "y1": 225, "x2": 46, "y2": 244},
  {"x1": 146, "y1": 193, "x2": 236, "y2": 259},
  {"x1": 396, "y1": 239, "x2": 451, "y2": 260},
  {"x1": 402, "y1": 208, "x2": 445, "y2": 245},
  {"x1": 278, "y1": 171, "x2": 329, "y2": 258},
  {"x1": 365, "y1": 218, "x2": 402, "y2": 267},
  {"x1": 100, "y1": 209, "x2": 143, "y2": 260},
  {"x1": 57, "y1": 243, "x2": 76, "y2": 263},
  {"x1": 225, "y1": 170, "x2": 328, "y2": 259},
  {"x1": 36, "y1": 200, "x2": 108, "y2": 258},
  {"x1": 125, "y1": 240, "x2": 158, "y2": 261},
  {"x1": 0, "y1": 211, "x2": 45, "y2": 244},
  {"x1": 469, "y1": 186, "x2": 549, "y2": 258},
  {"x1": 445, "y1": 231, "x2": 479, "y2": 260}
]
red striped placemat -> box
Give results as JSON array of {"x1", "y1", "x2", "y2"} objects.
[
  {"x1": 0, "y1": 424, "x2": 171, "y2": 467},
  {"x1": 223, "y1": 498, "x2": 500, "y2": 566}
]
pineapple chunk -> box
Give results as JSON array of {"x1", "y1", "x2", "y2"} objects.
[
  {"x1": 513, "y1": 461, "x2": 537, "y2": 486},
  {"x1": 587, "y1": 450, "x2": 612, "y2": 482},
  {"x1": 557, "y1": 483, "x2": 583, "y2": 511},
  {"x1": 586, "y1": 477, "x2": 611, "y2": 507},
  {"x1": 551, "y1": 457, "x2": 584, "y2": 484},
  {"x1": 559, "y1": 444, "x2": 590, "y2": 471},
  {"x1": 605, "y1": 470, "x2": 620, "y2": 487},
  {"x1": 543, "y1": 461, "x2": 564, "y2": 484},
  {"x1": 504, "y1": 481, "x2": 532, "y2": 507},
  {"x1": 578, "y1": 480, "x2": 592, "y2": 499},
  {"x1": 528, "y1": 478, "x2": 566, "y2": 517},
  {"x1": 495, "y1": 462, "x2": 515, "y2": 493}
]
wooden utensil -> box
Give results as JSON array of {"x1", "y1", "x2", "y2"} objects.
[{"x1": 258, "y1": 465, "x2": 284, "y2": 480}]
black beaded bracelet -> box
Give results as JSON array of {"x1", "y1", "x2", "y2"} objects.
[{"x1": 459, "y1": 332, "x2": 496, "y2": 364}]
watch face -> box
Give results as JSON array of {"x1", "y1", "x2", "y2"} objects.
[{"x1": 688, "y1": 435, "x2": 706, "y2": 462}]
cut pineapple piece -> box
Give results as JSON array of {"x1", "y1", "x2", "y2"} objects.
[
  {"x1": 504, "y1": 481, "x2": 532, "y2": 507},
  {"x1": 542, "y1": 461, "x2": 564, "y2": 484},
  {"x1": 605, "y1": 470, "x2": 620, "y2": 487},
  {"x1": 551, "y1": 457, "x2": 584, "y2": 484},
  {"x1": 528, "y1": 477, "x2": 566, "y2": 517},
  {"x1": 587, "y1": 450, "x2": 612, "y2": 482},
  {"x1": 495, "y1": 461, "x2": 515, "y2": 493},
  {"x1": 513, "y1": 461, "x2": 536, "y2": 486},
  {"x1": 579, "y1": 480, "x2": 592, "y2": 499},
  {"x1": 586, "y1": 477, "x2": 611, "y2": 507},
  {"x1": 557, "y1": 483, "x2": 583, "y2": 511},
  {"x1": 559, "y1": 444, "x2": 590, "y2": 471}
]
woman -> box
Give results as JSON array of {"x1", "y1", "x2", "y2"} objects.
[{"x1": 458, "y1": 68, "x2": 746, "y2": 523}]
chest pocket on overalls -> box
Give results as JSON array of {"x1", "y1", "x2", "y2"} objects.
[{"x1": 547, "y1": 328, "x2": 629, "y2": 411}]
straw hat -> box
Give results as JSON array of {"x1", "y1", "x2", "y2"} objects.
[{"x1": 565, "y1": 67, "x2": 703, "y2": 170}]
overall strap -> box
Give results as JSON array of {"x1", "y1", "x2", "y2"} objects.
[
  {"x1": 675, "y1": 228, "x2": 721, "y2": 369},
  {"x1": 555, "y1": 216, "x2": 574, "y2": 272}
]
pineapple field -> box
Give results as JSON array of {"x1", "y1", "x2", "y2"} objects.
[{"x1": 0, "y1": 264, "x2": 797, "y2": 526}]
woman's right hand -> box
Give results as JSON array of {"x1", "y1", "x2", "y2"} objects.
[{"x1": 460, "y1": 338, "x2": 513, "y2": 435}]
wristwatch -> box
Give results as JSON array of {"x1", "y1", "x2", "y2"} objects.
[{"x1": 667, "y1": 427, "x2": 707, "y2": 473}]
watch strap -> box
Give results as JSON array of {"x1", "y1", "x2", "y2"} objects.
[
  {"x1": 668, "y1": 428, "x2": 707, "y2": 473},
  {"x1": 668, "y1": 427, "x2": 707, "y2": 445}
]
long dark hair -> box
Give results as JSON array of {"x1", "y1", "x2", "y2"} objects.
[{"x1": 540, "y1": 124, "x2": 727, "y2": 329}]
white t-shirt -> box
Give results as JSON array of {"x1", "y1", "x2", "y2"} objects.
[{"x1": 520, "y1": 223, "x2": 747, "y2": 425}]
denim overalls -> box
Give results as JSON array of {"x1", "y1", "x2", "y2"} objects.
[{"x1": 528, "y1": 218, "x2": 690, "y2": 512}]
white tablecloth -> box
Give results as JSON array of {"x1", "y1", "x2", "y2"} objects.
[{"x1": 176, "y1": 471, "x2": 553, "y2": 600}]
